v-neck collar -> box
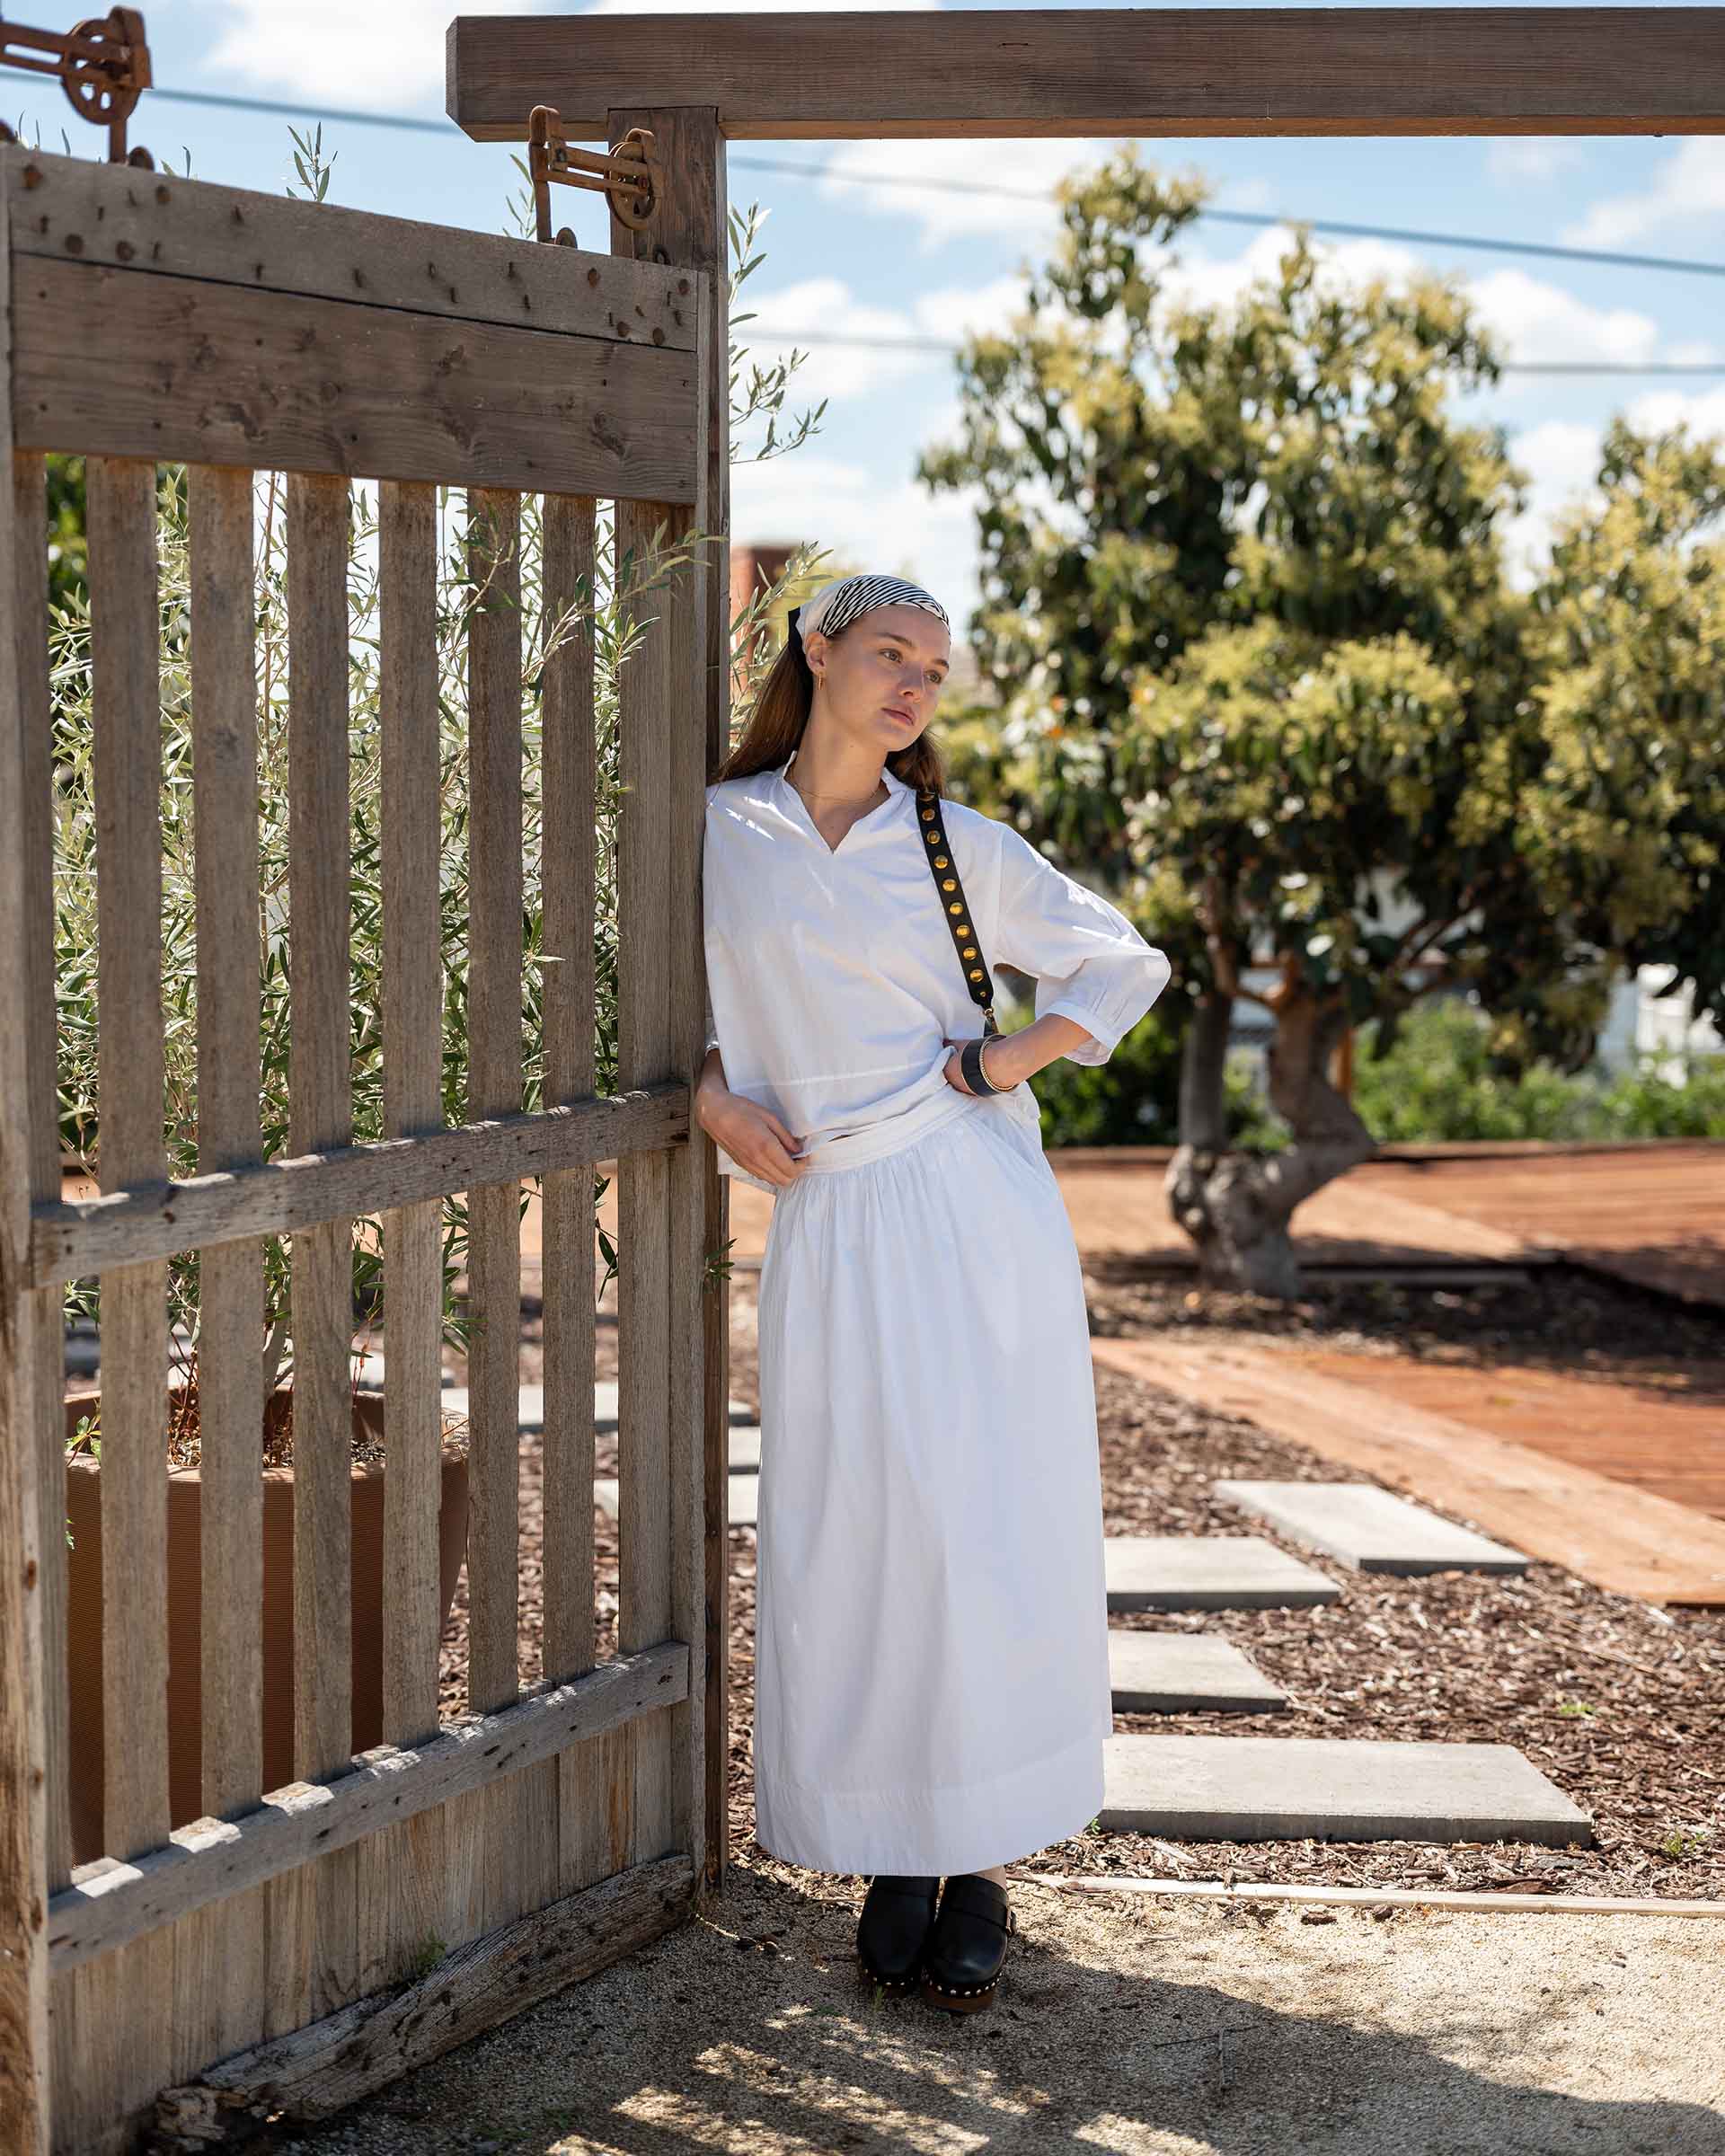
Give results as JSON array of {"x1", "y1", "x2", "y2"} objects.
[{"x1": 774, "y1": 747, "x2": 911, "y2": 859}]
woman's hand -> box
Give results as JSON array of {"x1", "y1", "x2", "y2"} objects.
[
  {"x1": 697, "y1": 1085, "x2": 809, "y2": 1188},
  {"x1": 941, "y1": 1034, "x2": 1016, "y2": 1096}
]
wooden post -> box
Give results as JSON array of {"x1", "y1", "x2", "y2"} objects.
[
  {"x1": 0, "y1": 156, "x2": 53, "y2": 2154},
  {"x1": 608, "y1": 102, "x2": 730, "y2": 1904}
]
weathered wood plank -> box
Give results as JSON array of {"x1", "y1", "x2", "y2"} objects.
[
  {"x1": 379, "y1": 481, "x2": 444, "y2": 1753},
  {"x1": 13, "y1": 261, "x2": 700, "y2": 501},
  {"x1": 31, "y1": 1086, "x2": 689, "y2": 1287},
  {"x1": 355, "y1": 1806, "x2": 447, "y2": 1998},
  {"x1": 189, "y1": 464, "x2": 265, "y2": 1823},
  {"x1": 0, "y1": 154, "x2": 53, "y2": 2142},
  {"x1": 166, "y1": 1882, "x2": 268, "y2": 2094},
  {"x1": 48, "y1": 1642, "x2": 688, "y2": 1970},
  {"x1": 614, "y1": 495, "x2": 677, "y2": 1867},
  {"x1": 4, "y1": 146, "x2": 696, "y2": 349},
  {"x1": 286, "y1": 472, "x2": 353, "y2": 1789},
  {"x1": 539, "y1": 491, "x2": 598, "y2": 1685},
  {"x1": 87, "y1": 455, "x2": 172, "y2": 1866},
  {"x1": 11, "y1": 453, "x2": 68, "y2": 1902},
  {"x1": 153, "y1": 1852, "x2": 695, "y2": 2136},
  {"x1": 611, "y1": 106, "x2": 722, "y2": 1899},
  {"x1": 286, "y1": 468, "x2": 359, "y2": 2040},
  {"x1": 452, "y1": 7, "x2": 1725, "y2": 139},
  {"x1": 464, "y1": 488, "x2": 524, "y2": 1717},
  {"x1": 48, "y1": 1929, "x2": 174, "y2": 2156}
]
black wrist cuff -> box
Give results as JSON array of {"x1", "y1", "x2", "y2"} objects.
[{"x1": 960, "y1": 1035, "x2": 1008, "y2": 1095}]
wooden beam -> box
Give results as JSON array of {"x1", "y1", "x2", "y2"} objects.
[
  {"x1": 30, "y1": 1085, "x2": 689, "y2": 1287},
  {"x1": 151, "y1": 1852, "x2": 695, "y2": 2141},
  {"x1": 4, "y1": 146, "x2": 696, "y2": 349},
  {"x1": 13, "y1": 261, "x2": 702, "y2": 500},
  {"x1": 450, "y1": 7, "x2": 1725, "y2": 141},
  {"x1": 47, "y1": 1642, "x2": 689, "y2": 1971}
]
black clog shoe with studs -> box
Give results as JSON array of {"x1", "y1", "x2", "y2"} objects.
[
  {"x1": 918, "y1": 1873, "x2": 1017, "y2": 2013},
  {"x1": 855, "y1": 1874, "x2": 942, "y2": 1993}
]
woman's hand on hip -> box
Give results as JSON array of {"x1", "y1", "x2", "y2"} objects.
[
  {"x1": 942, "y1": 1035, "x2": 1014, "y2": 1096},
  {"x1": 698, "y1": 1087, "x2": 809, "y2": 1188}
]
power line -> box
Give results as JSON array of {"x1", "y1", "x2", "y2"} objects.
[
  {"x1": 133, "y1": 86, "x2": 1725, "y2": 288},
  {"x1": 735, "y1": 152, "x2": 1725, "y2": 287},
  {"x1": 148, "y1": 84, "x2": 459, "y2": 137},
  {"x1": 751, "y1": 326, "x2": 1724, "y2": 376}
]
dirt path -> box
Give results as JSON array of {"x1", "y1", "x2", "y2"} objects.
[{"x1": 278, "y1": 1870, "x2": 1725, "y2": 2154}]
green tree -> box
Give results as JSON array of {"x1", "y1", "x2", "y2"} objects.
[
  {"x1": 918, "y1": 146, "x2": 1614, "y2": 1296},
  {"x1": 1520, "y1": 417, "x2": 1725, "y2": 1043}
]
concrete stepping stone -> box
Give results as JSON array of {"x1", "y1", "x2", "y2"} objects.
[
  {"x1": 1215, "y1": 1480, "x2": 1529, "y2": 1576},
  {"x1": 1101, "y1": 1734, "x2": 1592, "y2": 1845},
  {"x1": 1105, "y1": 1536, "x2": 1340, "y2": 1612},
  {"x1": 1109, "y1": 1630, "x2": 1287, "y2": 1713},
  {"x1": 434, "y1": 1383, "x2": 758, "y2": 1458},
  {"x1": 438, "y1": 1383, "x2": 544, "y2": 1432},
  {"x1": 596, "y1": 1471, "x2": 758, "y2": 1527}
]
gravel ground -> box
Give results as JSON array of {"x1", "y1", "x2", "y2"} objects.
[
  {"x1": 258, "y1": 1258, "x2": 1725, "y2": 2156},
  {"x1": 278, "y1": 1877, "x2": 1725, "y2": 2156},
  {"x1": 435, "y1": 1262, "x2": 1723, "y2": 1905}
]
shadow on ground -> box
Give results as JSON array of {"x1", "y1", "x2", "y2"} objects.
[{"x1": 278, "y1": 1857, "x2": 1725, "y2": 2156}]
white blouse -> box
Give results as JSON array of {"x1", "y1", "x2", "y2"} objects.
[{"x1": 702, "y1": 748, "x2": 1172, "y2": 1189}]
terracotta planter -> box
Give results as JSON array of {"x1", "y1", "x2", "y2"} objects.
[{"x1": 62, "y1": 1387, "x2": 469, "y2": 1867}]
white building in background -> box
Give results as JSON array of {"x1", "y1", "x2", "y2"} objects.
[{"x1": 1597, "y1": 966, "x2": 1724, "y2": 1081}]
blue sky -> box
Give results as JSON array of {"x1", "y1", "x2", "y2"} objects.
[{"x1": 21, "y1": 0, "x2": 1725, "y2": 633}]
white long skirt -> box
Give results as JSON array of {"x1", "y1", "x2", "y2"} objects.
[{"x1": 751, "y1": 1081, "x2": 1112, "y2": 1877}]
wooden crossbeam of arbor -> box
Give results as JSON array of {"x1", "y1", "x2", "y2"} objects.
[{"x1": 447, "y1": 6, "x2": 1725, "y2": 142}]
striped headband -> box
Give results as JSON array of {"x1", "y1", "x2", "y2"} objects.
[{"x1": 791, "y1": 572, "x2": 950, "y2": 651}]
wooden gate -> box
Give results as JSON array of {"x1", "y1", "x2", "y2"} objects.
[{"x1": 0, "y1": 143, "x2": 718, "y2": 2151}]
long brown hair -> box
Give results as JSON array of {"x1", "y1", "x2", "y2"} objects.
[{"x1": 713, "y1": 607, "x2": 950, "y2": 794}]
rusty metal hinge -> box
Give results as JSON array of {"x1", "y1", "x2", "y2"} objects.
[
  {"x1": 528, "y1": 103, "x2": 660, "y2": 243},
  {"x1": 0, "y1": 5, "x2": 154, "y2": 164}
]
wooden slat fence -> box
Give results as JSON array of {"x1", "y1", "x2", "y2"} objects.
[{"x1": 0, "y1": 144, "x2": 717, "y2": 2154}]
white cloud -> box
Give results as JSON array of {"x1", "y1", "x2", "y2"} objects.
[
  {"x1": 1465, "y1": 265, "x2": 1664, "y2": 372},
  {"x1": 734, "y1": 270, "x2": 1030, "y2": 404},
  {"x1": 730, "y1": 446, "x2": 984, "y2": 628},
  {"x1": 1486, "y1": 139, "x2": 1586, "y2": 186},
  {"x1": 1151, "y1": 226, "x2": 1681, "y2": 384},
  {"x1": 811, "y1": 137, "x2": 1129, "y2": 251},
  {"x1": 207, "y1": 0, "x2": 536, "y2": 104},
  {"x1": 1561, "y1": 138, "x2": 1725, "y2": 249},
  {"x1": 1623, "y1": 381, "x2": 1725, "y2": 442},
  {"x1": 1499, "y1": 420, "x2": 1605, "y2": 585}
]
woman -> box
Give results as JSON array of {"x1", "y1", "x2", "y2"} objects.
[{"x1": 696, "y1": 571, "x2": 1172, "y2": 2014}]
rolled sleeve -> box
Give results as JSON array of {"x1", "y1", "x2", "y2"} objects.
[{"x1": 992, "y1": 825, "x2": 1172, "y2": 1068}]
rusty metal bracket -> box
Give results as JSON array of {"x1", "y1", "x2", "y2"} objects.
[
  {"x1": 0, "y1": 5, "x2": 153, "y2": 163},
  {"x1": 528, "y1": 104, "x2": 660, "y2": 243}
]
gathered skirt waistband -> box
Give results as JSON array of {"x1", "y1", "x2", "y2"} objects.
[{"x1": 791, "y1": 1081, "x2": 995, "y2": 1173}]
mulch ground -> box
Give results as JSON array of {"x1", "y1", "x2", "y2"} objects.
[{"x1": 438, "y1": 1261, "x2": 1724, "y2": 1907}]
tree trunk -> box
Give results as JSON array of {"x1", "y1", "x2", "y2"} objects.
[{"x1": 1165, "y1": 981, "x2": 1377, "y2": 1298}]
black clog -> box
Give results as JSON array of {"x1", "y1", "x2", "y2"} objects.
[
  {"x1": 918, "y1": 1872, "x2": 1017, "y2": 2013},
  {"x1": 855, "y1": 1874, "x2": 942, "y2": 1993}
]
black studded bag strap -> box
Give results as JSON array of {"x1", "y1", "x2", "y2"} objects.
[{"x1": 914, "y1": 786, "x2": 1000, "y2": 1038}]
